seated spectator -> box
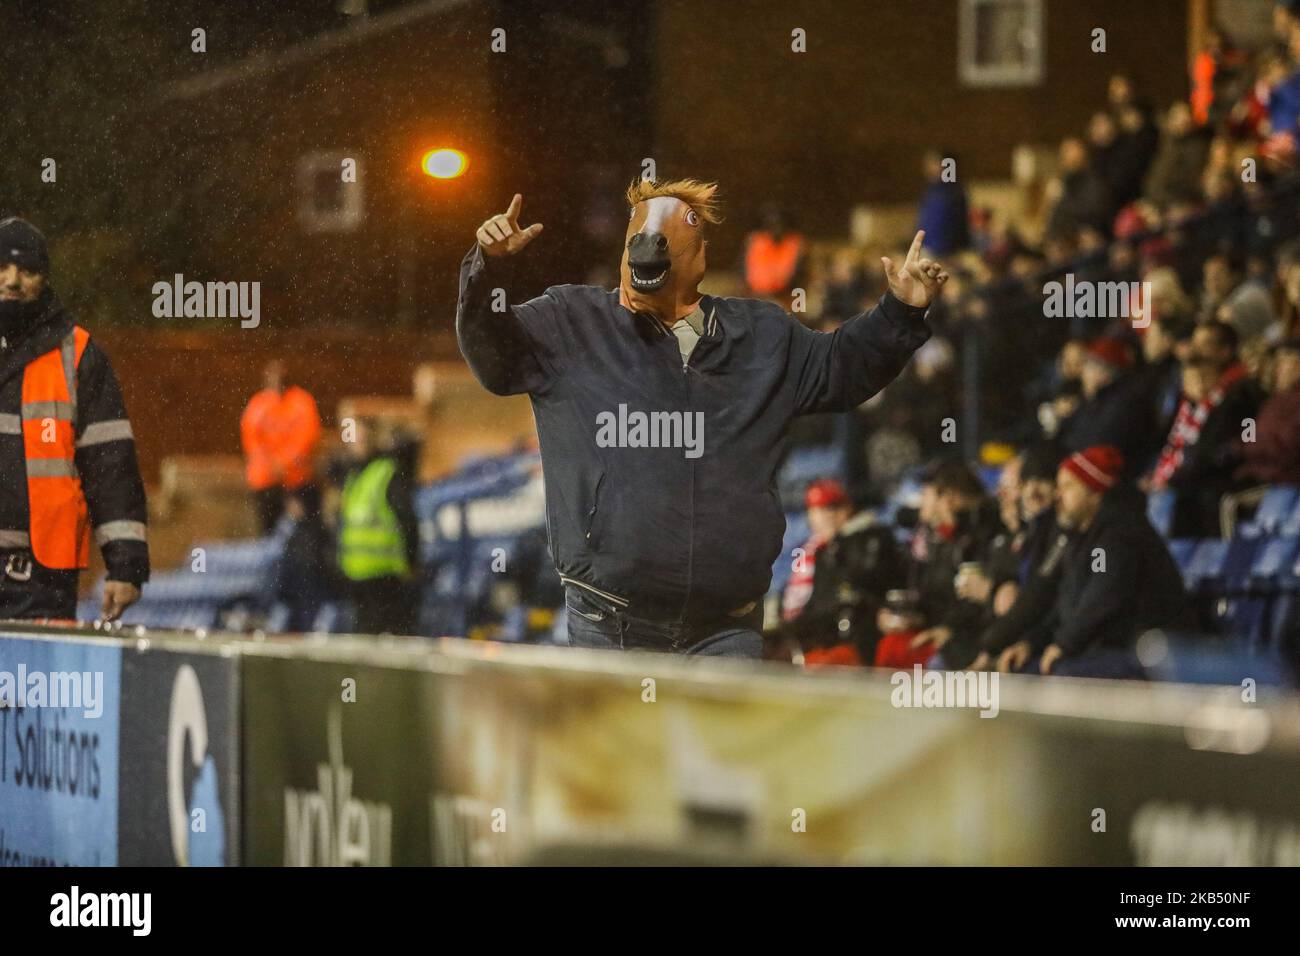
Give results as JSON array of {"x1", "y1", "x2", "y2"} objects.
[
  {"x1": 1280, "y1": 239, "x2": 1300, "y2": 339},
  {"x1": 970, "y1": 446, "x2": 1068, "y2": 670},
  {"x1": 1059, "y1": 337, "x2": 1161, "y2": 478},
  {"x1": 1235, "y1": 337, "x2": 1300, "y2": 485},
  {"x1": 1151, "y1": 321, "x2": 1265, "y2": 536},
  {"x1": 1136, "y1": 313, "x2": 1193, "y2": 445},
  {"x1": 946, "y1": 446, "x2": 1059, "y2": 657},
  {"x1": 1038, "y1": 378, "x2": 1083, "y2": 441},
  {"x1": 995, "y1": 446, "x2": 1192, "y2": 678},
  {"x1": 873, "y1": 588, "x2": 935, "y2": 669},
  {"x1": 1200, "y1": 251, "x2": 1277, "y2": 343},
  {"x1": 782, "y1": 479, "x2": 906, "y2": 665},
  {"x1": 908, "y1": 460, "x2": 1004, "y2": 669}
]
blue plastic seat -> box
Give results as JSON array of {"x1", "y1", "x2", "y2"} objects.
[
  {"x1": 1183, "y1": 539, "x2": 1229, "y2": 593},
  {"x1": 1167, "y1": 538, "x2": 1199, "y2": 575},
  {"x1": 1147, "y1": 488, "x2": 1175, "y2": 539},
  {"x1": 1238, "y1": 486, "x2": 1300, "y2": 539}
]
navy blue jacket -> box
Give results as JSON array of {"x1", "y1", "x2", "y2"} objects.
[{"x1": 455, "y1": 244, "x2": 930, "y2": 620}]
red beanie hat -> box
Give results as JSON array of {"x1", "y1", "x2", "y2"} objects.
[
  {"x1": 1059, "y1": 445, "x2": 1125, "y2": 493},
  {"x1": 1084, "y1": 337, "x2": 1135, "y2": 372},
  {"x1": 805, "y1": 478, "x2": 849, "y2": 509}
]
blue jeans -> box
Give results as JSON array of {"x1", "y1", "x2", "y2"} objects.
[{"x1": 564, "y1": 585, "x2": 763, "y2": 658}]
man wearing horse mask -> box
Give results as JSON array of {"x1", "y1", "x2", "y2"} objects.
[{"x1": 457, "y1": 179, "x2": 948, "y2": 657}]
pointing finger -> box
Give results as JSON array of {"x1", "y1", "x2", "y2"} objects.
[
  {"x1": 505, "y1": 193, "x2": 523, "y2": 225},
  {"x1": 905, "y1": 230, "x2": 925, "y2": 266},
  {"x1": 881, "y1": 256, "x2": 895, "y2": 277}
]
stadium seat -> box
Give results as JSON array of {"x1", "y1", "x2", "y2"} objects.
[
  {"x1": 1183, "y1": 539, "x2": 1229, "y2": 594},
  {"x1": 1237, "y1": 486, "x2": 1300, "y2": 539},
  {"x1": 1147, "y1": 488, "x2": 1175, "y2": 539}
]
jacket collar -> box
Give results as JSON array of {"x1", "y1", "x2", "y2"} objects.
[
  {"x1": 0, "y1": 292, "x2": 74, "y2": 390},
  {"x1": 615, "y1": 289, "x2": 720, "y2": 341}
]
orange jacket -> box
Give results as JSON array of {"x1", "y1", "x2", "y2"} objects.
[
  {"x1": 240, "y1": 385, "x2": 321, "y2": 490},
  {"x1": 744, "y1": 231, "x2": 804, "y2": 295}
]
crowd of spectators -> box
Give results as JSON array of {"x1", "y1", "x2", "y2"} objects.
[{"x1": 775, "y1": 4, "x2": 1300, "y2": 678}]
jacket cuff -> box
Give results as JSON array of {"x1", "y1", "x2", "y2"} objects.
[
  {"x1": 877, "y1": 290, "x2": 930, "y2": 325},
  {"x1": 103, "y1": 542, "x2": 150, "y2": 586}
]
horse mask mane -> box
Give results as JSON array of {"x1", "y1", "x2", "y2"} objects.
[{"x1": 619, "y1": 178, "x2": 720, "y2": 325}]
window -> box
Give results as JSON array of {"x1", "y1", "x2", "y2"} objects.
[
  {"x1": 297, "y1": 150, "x2": 363, "y2": 233},
  {"x1": 959, "y1": 0, "x2": 1044, "y2": 87}
]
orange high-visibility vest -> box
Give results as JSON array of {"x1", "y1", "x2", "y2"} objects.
[
  {"x1": 744, "y1": 232, "x2": 804, "y2": 295},
  {"x1": 21, "y1": 326, "x2": 91, "y2": 569}
]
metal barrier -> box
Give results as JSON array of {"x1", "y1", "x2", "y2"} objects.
[{"x1": 3, "y1": 621, "x2": 1300, "y2": 865}]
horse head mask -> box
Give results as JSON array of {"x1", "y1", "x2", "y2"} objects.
[{"x1": 619, "y1": 178, "x2": 721, "y2": 325}]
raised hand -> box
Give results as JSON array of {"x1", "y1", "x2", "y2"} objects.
[
  {"x1": 476, "y1": 193, "x2": 544, "y2": 258},
  {"x1": 881, "y1": 230, "x2": 949, "y2": 309}
]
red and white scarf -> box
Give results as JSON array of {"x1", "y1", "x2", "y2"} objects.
[{"x1": 1153, "y1": 363, "x2": 1247, "y2": 487}]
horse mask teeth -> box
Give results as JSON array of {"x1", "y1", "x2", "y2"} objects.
[{"x1": 619, "y1": 193, "x2": 708, "y2": 324}]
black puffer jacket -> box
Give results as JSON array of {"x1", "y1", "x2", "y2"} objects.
[
  {"x1": 456, "y1": 244, "x2": 930, "y2": 620},
  {"x1": 1030, "y1": 485, "x2": 1192, "y2": 657}
]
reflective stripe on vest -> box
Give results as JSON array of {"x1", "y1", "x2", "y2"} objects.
[
  {"x1": 21, "y1": 326, "x2": 91, "y2": 569},
  {"x1": 338, "y1": 458, "x2": 410, "y2": 581}
]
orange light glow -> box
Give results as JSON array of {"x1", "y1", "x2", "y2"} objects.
[{"x1": 421, "y1": 148, "x2": 468, "y2": 179}]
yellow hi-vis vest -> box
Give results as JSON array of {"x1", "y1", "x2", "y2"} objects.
[{"x1": 338, "y1": 458, "x2": 410, "y2": 581}]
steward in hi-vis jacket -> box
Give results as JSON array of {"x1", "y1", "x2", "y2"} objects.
[{"x1": 0, "y1": 218, "x2": 148, "y2": 621}]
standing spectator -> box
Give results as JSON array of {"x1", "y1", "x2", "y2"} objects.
[
  {"x1": 336, "y1": 417, "x2": 421, "y2": 635},
  {"x1": 0, "y1": 218, "x2": 148, "y2": 621},
  {"x1": 1059, "y1": 337, "x2": 1160, "y2": 478},
  {"x1": 1151, "y1": 321, "x2": 1265, "y2": 536},
  {"x1": 1144, "y1": 102, "x2": 1211, "y2": 207},
  {"x1": 1191, "y1": 25, "x2": 1248, "y2": 129},
  {"x1": 1046, "y1": 137, "x2": 1113, "y2": 239},
  {"x1": 743, "y1": 204, "x2": 805, "y2": 299},
  {"x1": 782, "y1": 478, "x2": 906, "y2": 664},
  {"x1": 270, "y1": 486, "x2": 337, "y2": 632},
  {"x1": 916, "y1": 148, "x2": 970, "y2": 255},
  {"x1": 997, "y1": 446, "x2": 1190, "y2": 678},
  {"x1": 240, "y1": 359, "x2": 322, "y2": 534}
]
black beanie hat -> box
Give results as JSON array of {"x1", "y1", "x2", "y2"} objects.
[{"x1": 0, "y1": 218, "x2": 50, "y2": 275}]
